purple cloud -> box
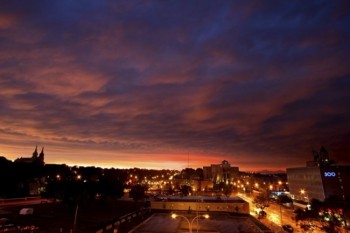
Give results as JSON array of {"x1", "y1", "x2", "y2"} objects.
[{"x1": 0, "y1": 0, "x2": 349, "y2": 170}]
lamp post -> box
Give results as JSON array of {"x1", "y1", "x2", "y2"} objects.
[
  {"x1": 300, "y1": 189, "x2": 309, "y2": 203},
  {"x1": 171, "y1": 213, "x2": 209, "y2": 233},
  {"x1": 278, "y1": 181, "x2": 282, "y2": 190},
  {"x1": 300, "y1": 189, "x2": 305, "y2": 200},
  {"x1": 300, "y1": 189, "x2": 310, "y2": 210}
]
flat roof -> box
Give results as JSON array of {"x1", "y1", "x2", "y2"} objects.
[
  {"x1": 157, "y1": 196, "x2": 247, "y2": 203},
  {"x1": 129, "y1": 212, "x2": 272, "y2": 233}
]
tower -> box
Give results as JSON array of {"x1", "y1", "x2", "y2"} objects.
[
  {"x1": 32, "y1": 146, "x2": 38, "y2": 158},
  {"x1": 39, "y1": 147, "x2": 44, "y2": 163}
]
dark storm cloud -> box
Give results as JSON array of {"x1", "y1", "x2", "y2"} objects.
[{"x1": 1, "y1": 0, "x2": 349, "y2": 170}]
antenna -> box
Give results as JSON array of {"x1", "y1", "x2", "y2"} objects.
[{"x1": 187, "y1": 152, "x2": 189, "y2": 168}]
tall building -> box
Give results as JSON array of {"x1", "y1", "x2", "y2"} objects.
[
  {"x1": 287, "y1": 147, "x2": 350, "y2": 203},
  {"x1": 203, "y1": 160, "x2": 239, "y2": 185}
]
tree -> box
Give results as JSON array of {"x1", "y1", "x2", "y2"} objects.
[
  {"x1": 195, "y1": 168, "x2": 204, "y2": 180},
  {"x1": 167, "y1": 186, "x2": 175, "y2": 196},
  {"x1": 129, "y1": 184, "x2": 147, "y2": 202},
  {"x1": 223, "y1": 184, "x2": 234, "y2": 198},
  {"x1": 314, "y1": 196, "x2": 347, "y2": 233},
  {"x1": 180, "y1": 185, "x2": 192, "y2": 197},
  {"x1": 294, "y1": 208, "x2": 306, "y2": 222},
  {"x1": 277, "y1": 194, "x2": 292, "y2": 204},
  {"x1": 98, "y1": 177, "x2": 124, "y2": 202},
  {"x1": 253, "y1": 194, "x2": 269, "y2": 210}
]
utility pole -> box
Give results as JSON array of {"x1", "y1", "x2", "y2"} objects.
[{"x1": 73, "y1": 205, "x2": 79, "y2": 233}]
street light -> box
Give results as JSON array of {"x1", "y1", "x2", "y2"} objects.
[
  {"x1": 300, "y1": 189, "x2": 308, "y2": 201},
  {"x1": 300, "y1": 189, "x2": 311, "y2": 210},
  {"x1": 171, "y1": 213, "x2": 209, "y2": 233}
]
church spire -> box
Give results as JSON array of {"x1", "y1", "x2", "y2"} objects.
[
  {"x1": 32, "y1": 145, "x2": 38, "y2": 158},
  {"x1": 39, "y1": 147, "x2": 44, "y2": 162}
]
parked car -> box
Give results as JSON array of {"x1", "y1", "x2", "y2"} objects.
[
  {"x1": 19, "y1": 208, "x2": 33, "y2": 215},
  {"x1": 282, "y1": 224, "x2": 294, "y2": 232}
]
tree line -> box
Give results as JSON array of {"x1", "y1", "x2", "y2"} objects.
[{"x1": 0, "y1": 156, "x2": 174, "y2": 204}]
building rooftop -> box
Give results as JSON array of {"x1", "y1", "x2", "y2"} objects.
[
  {"x1": 129, "y1": 212, "x2": 272, "y2": 233},
  {"x1": 158, "y1": 196, "x2": 246, "y2": 203}
]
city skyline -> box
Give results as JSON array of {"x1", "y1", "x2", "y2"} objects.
[{"x1": 1, "y1": 1, "x2": 350, "y2": 171}]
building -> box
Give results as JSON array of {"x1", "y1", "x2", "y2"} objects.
[
  {"x1": 174, "y1": 178, "x2": 214, "y2": 192},
  {"x1": 287, "y1": 147, "x2": 350, "y2": 203},
  {"x1": 14, "y1": 146, "x2": 45, "y2": 165},
  {"x1": 99, "y1": 212, "x2": 273, "y2": 233},
  {"x1": 203, "y1": 160, "x2": 239, "y2": 185},
  {"x1": 151, "y1": 196, "x2": 250, "y2": 214}
]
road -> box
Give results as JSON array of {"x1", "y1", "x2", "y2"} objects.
[
  {"x1": 0, "y1": 197, "x2": 52, "y2": 207},
  {"x1": 237, "y1": 192, "x2": 302, "y2": 233}
]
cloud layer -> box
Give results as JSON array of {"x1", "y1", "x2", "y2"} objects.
[{"x1": 1, "y1": 0, "x2": 349, "y2": 170}]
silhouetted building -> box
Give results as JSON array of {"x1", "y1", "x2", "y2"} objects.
[
  {"x1": 174, "y1": 178, "x2": 214, "y2": 192},
  {"x1": 287, "y1": 147, "x2": 350, "y2": 202},
  {"x1": 174, "y1": 168, "x2": 213, "y2": 192},
  {"x1": 14, "y1": 146, "x2": 45, "y2": 165},
  {"x1": 151, "y1": 196, "x2": 250, "y2": 214},
  {"x1": 306, "y1": 146, "x2": 335, "y2": 167},
  {"x1": 203, "y1": 160, "x2": 239, "y2": 185}
]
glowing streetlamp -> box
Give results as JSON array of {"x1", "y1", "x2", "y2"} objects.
[
  {"x1": 278, "y1": 181, "x2": 282, "y2": 191},
  {"x1": 300, "y1": 189, "x2": 308, "y2": 201},
  {"x1": 300, "y1": 189, "x2": 310, "y2": 208},
  {"x1": 171, "y1": 213, "x2": 209, "y2": 233}
]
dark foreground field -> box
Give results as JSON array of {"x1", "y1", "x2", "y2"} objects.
[{"x1": 0, "y1": 200, "x2": 146, "y2": 233}]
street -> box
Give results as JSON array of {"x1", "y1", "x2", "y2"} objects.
[
  {"x1": 237, "y1": 192, "x2": 302, "y2": 233},
  {"x1": 0, "y1": 197, "x2": 52, "y2": 207}
]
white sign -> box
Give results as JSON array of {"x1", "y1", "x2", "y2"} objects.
[{"x1": 324, "y1": 172, "x2": 336, "y2": 177}]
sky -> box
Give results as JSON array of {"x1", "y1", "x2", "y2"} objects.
[{"x1": 0, "y1": 0, "x2": 350, "y2": 171}]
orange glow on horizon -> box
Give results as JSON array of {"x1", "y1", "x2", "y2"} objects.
[{"x1": 2, "y1": 146, "x2": 286, "y2": 172}]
